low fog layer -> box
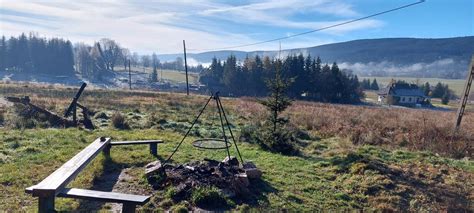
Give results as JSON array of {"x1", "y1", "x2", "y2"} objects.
[{"x1": 339, "y1": 58, "x2": 467, "y2": 79}]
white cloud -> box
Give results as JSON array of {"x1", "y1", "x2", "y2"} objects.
[{"x1": 0, "y1": 0, "x2": 384, "y2": 54}]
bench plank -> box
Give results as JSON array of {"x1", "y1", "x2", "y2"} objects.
[
  {"x1": 110, "y1": 140, "x2": 163, "y2": 146},
  {"x1": 58, "y1": 188, "x2": 150, "y2": 204},
  {"x1": 31, "y1": 137, "x2": 111, "y2": 197}
]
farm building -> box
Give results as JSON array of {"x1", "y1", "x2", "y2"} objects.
[{"x1": 377, "y1": 81, "x2": 428, "y2": 106}]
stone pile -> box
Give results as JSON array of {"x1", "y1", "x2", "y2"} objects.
[{"x1": 145, "y1": 157, "x2": 262, "y2": 199}]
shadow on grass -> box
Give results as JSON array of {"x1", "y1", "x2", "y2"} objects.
[
  {"x1": 233, "y1": 178, "x2": 279, "y2": 208},
  {"x1": 76, "y1": 154, "x2": 163, "y2": 211}
]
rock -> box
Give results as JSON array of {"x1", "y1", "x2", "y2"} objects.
[
  {"x1": 242, "y1": 162, "x2": 257, "y2": 169},
  {"x1": 243, "y1": 162, "x2": 262, "y2": 179},
  {"x1": 231, "y1": 173, "x2": 251, "y2": 196},
  {"x1": 145, "y1": 160, "x2": 166, "y2": 187},
  {"x1": 145, "y1": 160, "x2": 163, "y2": 176},
  {"x1": 244, "y1": 168, "x2": 262, "y2": 179},
  {"x1": 235, "y1": 173, "x2": 250, "y2": 187},
  {"x1": 203, "y1": 158, "x2": 220, "y2": 167},
  {"x1": 222, "y1": 156, "x2": 239, "y2": 166}
]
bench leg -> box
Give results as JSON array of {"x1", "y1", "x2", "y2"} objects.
[
  {"x1": 149, "y1": 143, "x2": 157, "y2": 156},
  {"x1": 38, "y1": 196, "x2": 55, "y2": 213},
  {"x1": 122, "y1": 202, "x2": 136, "y2": 213},
  {"x1": 103, "y1": 144, "x2": 111, "y2": 159}
]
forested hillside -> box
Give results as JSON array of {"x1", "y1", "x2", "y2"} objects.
[
  {"x1": 160, "y1": 36, "x2": 474, "y2": 79},
  {"x1": 0, "y1": 33, "x2": 74, "y2": 76}
]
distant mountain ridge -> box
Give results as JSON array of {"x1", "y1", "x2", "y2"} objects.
[{"x1": 158, "y1": 36, "x2": 474, "y2": 79}]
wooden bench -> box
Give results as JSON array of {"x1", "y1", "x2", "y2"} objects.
[
  {"x1": 108, "y1": 140, "x2": 164, "y2": 156},
  {"x1": 25, "y1": 137, "x2": 164, "y2": 213}
]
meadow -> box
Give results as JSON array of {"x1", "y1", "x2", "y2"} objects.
[
  {"x1": 115, "y1": 66, "x2": 200, "y2": 84},
  {"x1": 0, "y1": 82, "x2": 472, "y2": 211},
  {"x1": 360, "y1": 76, "x2": 467, "y2": 96}
]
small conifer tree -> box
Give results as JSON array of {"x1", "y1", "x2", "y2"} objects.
[
  {"x1": 259, "y1": 59, "x2": 297, "y2": 155},
  {"x1": 151, "y1": 64, "x2": 158, "y2": 82}
]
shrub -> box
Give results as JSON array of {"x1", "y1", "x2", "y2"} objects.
[
  {"x1": 170, "y1": 203, "x2": 189, "y2": 213},
  {"x1": 257, "y1": 125, "x2": 298, "y2": 155},
  {"x1": 239, "y1": 124, "x2": 259, "y2": 143},
  {"x1": 441, "y1": 93, "x2": 450, "y2": 105},
  {"x1": 111, "y1": 112, "x2": 130, "y2": 129},
  {"x1": 191, "y1": 186, "x2": 228, "y2": 209}
]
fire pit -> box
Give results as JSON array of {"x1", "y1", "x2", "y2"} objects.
[{"x1": 145, "y1": 157, "x2": 262, "y2": 201}]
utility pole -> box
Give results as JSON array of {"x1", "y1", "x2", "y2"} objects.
[
  {"x1": 455, "y1": 55, "x2": 474, "y2": 130},
  {"x1": 128, "y1": 59, "x2": 132, "y2": 90},
  {"x1": 183, "y1": 40, "x2": 190, "y2": 95}
]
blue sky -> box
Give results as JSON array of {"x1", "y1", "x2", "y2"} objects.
[{"x1": 0, "y1": 0, "x2": 472, "y2": 54}]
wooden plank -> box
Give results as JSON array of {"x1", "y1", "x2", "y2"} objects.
[
  {"x1": 110, "y1": 140, "x2": 163, "y2": 146},
  {"x1": 57, "y1": 188, "x2": 150, "y2": 204},
  {"x1": 31, "y1": 137, "x2": 111, "y2": 197},
  {"x1": 455, "y1": 55, "x2": 474, "y2": 129}
]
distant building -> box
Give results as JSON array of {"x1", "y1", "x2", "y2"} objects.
[{"x1": 377, "y1": 81, "x2": 428, "y2": 106}]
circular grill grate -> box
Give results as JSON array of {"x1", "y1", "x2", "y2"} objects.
[{"x1": 192, "y1": 138, "x2": 231, "y2": 150}]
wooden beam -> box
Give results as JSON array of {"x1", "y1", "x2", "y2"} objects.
[
  {"x1": 30, "y1": 137, "x2": 111, "y2": 197},
  {"x1": 110, "y1": 140, "x2": 163, "y2": 146},
  {"x1": 57, "y1": 188, "x2": 150, "y2": 204},
  {"x1": 455, "y1": 55, "x2": 474, "y2": 130}
]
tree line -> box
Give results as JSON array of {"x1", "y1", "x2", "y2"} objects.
[
  {"x1": 360, "y1": 78, "x2": 379, "y2": 90},
  {"x1": 1, "y1": 33, "x2": 203, "y2": 82},
  {"x1": 0, "y1": 33, "x2": 74, "y2": 76},
  {"x1": 200, "y1": 54, "x2": 364, "y2": 104},
  {"x1": 419, "y1": 81, "x2": 454, "y2": 104}
]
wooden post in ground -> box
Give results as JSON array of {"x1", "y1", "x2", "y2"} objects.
[
  {"x1": 38, "y1": 196, "x2": 55, "y2": 213},
  {"x1": 128, "y1": 59, "x2": 132, "y2": 90},
  {"x1": 183, "y1": 40, "x2": 189, "y2": 95},
  {"x1": 455, "y1": 55, "x2": 474, "y2": 130},
  {"x1": 150, "y1": 143, "x2": 157, "y2": 156},
  {"x1": 103, "y1": 144, "x2": 111, "y2": 159},
  {"x1": 122, "y1": 202, "x2": 136, "y2": 213}
]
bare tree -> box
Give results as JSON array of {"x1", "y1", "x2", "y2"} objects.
[
  {"x1": 131, "y1": 52, "x2": 139, "y2": 67},
  {"x1": 97, "y1": 38, "x2": 122, "y2": 71},
  {"x1": 73, "y1": 43, "x2": 95, "y2": 78},
  {"x1": 141, "y1": 55, "x2": 151, "y2": 68},
  {"x1": 121, "y1": 48, "x2": 131, "y2": 68}
]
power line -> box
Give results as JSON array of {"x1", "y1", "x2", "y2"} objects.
[{"x1": 188, "y1": 0, "x2": 425, "y2": 52}]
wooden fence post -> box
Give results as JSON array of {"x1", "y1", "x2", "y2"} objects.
[{"x1": 38, "y1": 196, "x2": 55, "y2": 213}]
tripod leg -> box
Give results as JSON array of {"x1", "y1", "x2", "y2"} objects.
[
  {"x1": 216, "y1": 94, "x2": 231, "y2": 161},
  {"x1": 163, "y1": 95, "x2": 214, "y2": 164},
  {"x1": 217, "y1": 96, "x2": 244, "y2": 164}
]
